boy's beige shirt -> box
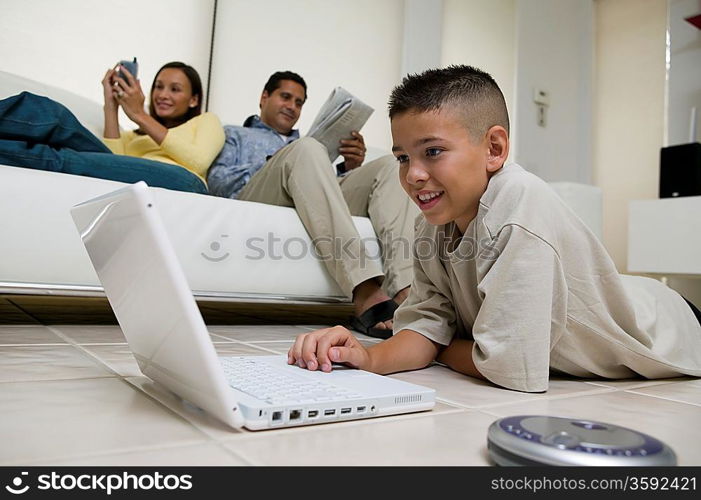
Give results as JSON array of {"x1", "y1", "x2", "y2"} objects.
[{"x1": 394, "y1": 163, "x2": 701, "y2": 392}]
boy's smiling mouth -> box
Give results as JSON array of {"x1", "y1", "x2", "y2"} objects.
[{"x1": 416, "y1": 190, "x2": 444, "y2": 209}]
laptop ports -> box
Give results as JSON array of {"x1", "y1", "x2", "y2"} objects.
[
  {"x1": 307, "y1": 409, "x2": 319, "y2": 419},
  {"x1": 271, "y1": 410, "x2": 283, "y2": 423},
  {"x1": 289, "y1": 409, "x2": 302, "y2": 421},
  {"x1": 340, "y1": 407, "x2": 352, "y2": 415},
  {"x1": 356, "y1": 406, "x2": 366, "y2": 413},
  {"x1": 324, "y1": 409, "x2": 336, "y2": 417}
]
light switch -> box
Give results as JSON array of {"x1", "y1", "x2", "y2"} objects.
[
  {"x1": 534, "y1": 88, "x2": 549, "y2": 127},
  {"x1": 534, "y1": 88, "x2": 550, "y2": 106}
]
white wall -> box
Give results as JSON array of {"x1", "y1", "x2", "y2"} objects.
[
  {"x1": 593, "y1": 0, "x2": 667, "y2": 272},
  {"x1": 208, "y1": 0, "x2": 404, "y2": 152},
  {"x1": 403, "y1": 0, "x2": 444, "y2": 77},
  {"x1": 667, "y1": 0, "x2": 701, "y2": 146},
  {"x1": 441, "y1": 0, "x2": 516, "y2": 159},
  {"x1": 0, "y1": 0, "x2": 214, "y2": 112},
  {"x1": 514, "y1": 0, "x2": 594, "y2": 184}
]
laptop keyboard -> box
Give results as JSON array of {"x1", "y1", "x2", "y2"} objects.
[{"x1": 220, "y1": 357, "x2": 363, "y2": 405}]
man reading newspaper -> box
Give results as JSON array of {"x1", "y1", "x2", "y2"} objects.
[{"x1": 207, "y1": 71, "x2": 418, "y2": 338}]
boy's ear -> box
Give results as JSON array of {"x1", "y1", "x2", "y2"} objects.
[{"x1": 486, "y1": 126, "x2": 509, "y2": 173}]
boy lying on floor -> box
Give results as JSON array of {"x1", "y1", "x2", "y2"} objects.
[{"x1": 287, "y1": 64, "x2": 701, "y2": 392}]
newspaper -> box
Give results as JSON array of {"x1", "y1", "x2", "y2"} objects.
[{"x1": 306, "y1": 87, "x2": 374, "y2": 163}]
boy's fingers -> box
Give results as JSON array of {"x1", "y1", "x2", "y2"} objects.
[
  {"x1": 288, "y1": 326, "x2": 360, "y2": 371},
  {"x1": 301, "y1": 333, "x2": 324, "y2": 370},
  {"x1": 327, "y1": 345, "x2": 363, "y2": 369},
  {"x1": 315, "y1": 326, "x2": 357, "y2": 371},
  {"x1": 292, "y1": 327, "x2": 335, "y2": 369},
  {"x1": 329, "y1": 346, "x2": 350, "y2": 364},
  {"x1": 287, "y1": 332, "x2": 309, "y2": 364}
]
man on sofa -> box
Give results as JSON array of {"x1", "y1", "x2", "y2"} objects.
[{"x1": 207, "y1": 71, "x2": 417, "y2": 338}]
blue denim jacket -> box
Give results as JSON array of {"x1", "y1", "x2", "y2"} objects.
[{"x1": 206, "y1": 115, "x2": 300, "y2": 199}]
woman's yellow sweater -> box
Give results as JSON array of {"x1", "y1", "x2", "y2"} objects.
[{"x1": 102, "y1": 112, "x2": 225, "y2": 183}]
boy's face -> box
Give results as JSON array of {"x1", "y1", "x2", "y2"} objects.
[{"x1": 391, "y1": 108, "x2": 507, "y2": 233}]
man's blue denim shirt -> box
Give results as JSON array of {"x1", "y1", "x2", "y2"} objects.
[{"x1": 206, "y1": 115, "x2": 300, "y2": 199}]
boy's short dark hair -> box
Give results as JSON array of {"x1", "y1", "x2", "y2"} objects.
[
  {"x1": 388, "y1": 65, "x2": 509, "y2": 140},
  {"x1": 264, "y1": 71, "x2": 308, "y2": 101}
]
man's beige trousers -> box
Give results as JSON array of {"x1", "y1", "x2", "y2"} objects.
[{"x1": 237, "y1": 137, "x2": 418, "y2": 298}]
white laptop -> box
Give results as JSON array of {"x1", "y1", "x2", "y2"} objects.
[{"x1": 70, "y1": 182, "x2": 435, "y2": 431}]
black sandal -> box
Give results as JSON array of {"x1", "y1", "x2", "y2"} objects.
[{"x1": 348, "y1": 299, "x2": 399, "y2": 339}]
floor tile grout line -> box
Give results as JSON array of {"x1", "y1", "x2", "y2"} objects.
[
  {"x1": 0, "y1": 343, "x2": 70, "y2": 347},
  {"x1": 229, "y1": 341, "x2": 287, "y2": 355},
  {"x1": 2, "y1": 342, "x2": 133, "y2": 347},
  {"x1": 433, "y1": 386, "x2": 620, "y2": 411},
  {"x1": 217, "y1": 447, "x2": 263, "y2": 466},
  {"x1": 209, "y1": 332, "x2": 245, "y2": 343},
  {"x1": 70, "y1": 342, "x2": 130, "y2": 346},
  {"x1": 22, "y1": 327, "x2": 137, "y2": 391},
  {"x1": 0, "y1": 374, "x2": 119, "y2": 385},
  {"x1": 477, "y1": 408, "x2": 506, "y2": 418},
  {"x1": 44, "y1": 325, "x2": 127, "y2": 379},
  {"x1": 622, "y1": 388, "x2": 701, "y2": 408},
  {"x1": 208, "y1": 441, "x2": 257, "y2": 465},
  {"x1": 580, "y1": 378, "x2": 696, "y2": 390},
  {"x1": 214, "y1": 339, "x2": 295, "y2": 344}
]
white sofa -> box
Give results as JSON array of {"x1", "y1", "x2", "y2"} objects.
[{"x1": 0, "y1": 71, "x2": 603, "y2": 304}]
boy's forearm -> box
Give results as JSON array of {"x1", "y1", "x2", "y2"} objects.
[
  {"x1": 365, "y1": 329, "x2": 439, "y2": 374},
  {"x1": 436, "y1": 339, "x2": 485, "y2": 380}
]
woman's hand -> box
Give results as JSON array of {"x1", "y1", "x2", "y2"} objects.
[
  {"x1": 101, "y1": 68, "x2": 118, "y2": 110},
  {"x1": 111, "y1": 65, "x2": 147, "y2": 123}
]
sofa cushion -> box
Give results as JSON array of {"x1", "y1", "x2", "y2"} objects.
[{"x1": 0, "y1": 70, "x2": 104, "y2": 138}]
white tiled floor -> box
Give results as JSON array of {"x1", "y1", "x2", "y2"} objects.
[{"x1": 1, "y1": 323, "x2": 700, "y2": 466}]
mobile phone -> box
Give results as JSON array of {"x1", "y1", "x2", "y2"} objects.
[{"x1": 117, "y1": 57, "x2": 138, "y2": 80}]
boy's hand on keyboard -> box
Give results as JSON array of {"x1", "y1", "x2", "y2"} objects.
[{"x1": 288, "y1": 326, "x2": 370, "y2": 373}]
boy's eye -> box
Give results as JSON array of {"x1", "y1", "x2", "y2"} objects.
[
  {"x1": 426, "y1": 148, "x2": 442, "y2": 158},
  {"x1": 395, "y1": 154, "x2": 409, "y2": 164}
]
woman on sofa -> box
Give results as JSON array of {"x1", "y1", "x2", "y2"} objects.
[{"x1": 0, "y1": 61, "x2": 224, "y2": 194}]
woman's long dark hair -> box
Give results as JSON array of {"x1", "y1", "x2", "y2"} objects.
[{"x1": 136, "y1": 61, "x2": 203, "y2": 134}]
